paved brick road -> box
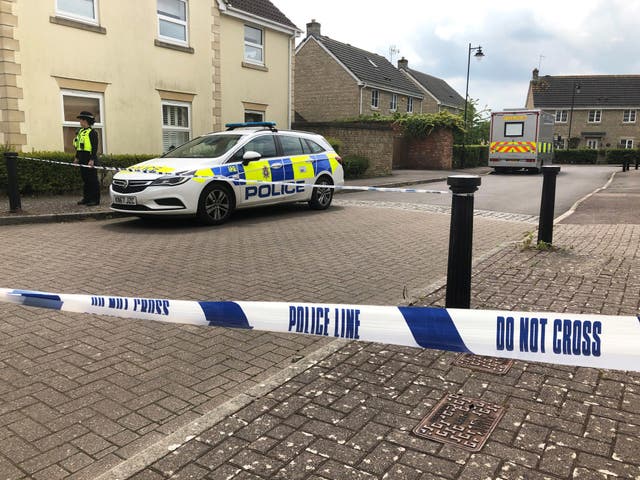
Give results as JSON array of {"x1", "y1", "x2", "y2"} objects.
[{"x1": 0, "y1": 203, "x2": 530, "y2": 479}]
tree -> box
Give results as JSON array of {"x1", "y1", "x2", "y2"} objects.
[{"x1": 453, "y1": 97, "x2": 490, "y2": 145}]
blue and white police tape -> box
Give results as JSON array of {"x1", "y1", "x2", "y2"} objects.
[
  {"x1": 1, "y1": 288, "x2": 638, "y2": 372},
  {"x1": 16, "y1": 155, "x2": 449, "y2": 195}
]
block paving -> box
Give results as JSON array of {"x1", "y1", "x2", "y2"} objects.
[{"x1": 1, "y1": 168, "x2": 639, "y2": 479}]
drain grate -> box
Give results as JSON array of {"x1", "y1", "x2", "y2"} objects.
[
  {"x1": 413, "y1": 394, "x2": 505, "y2": 452},
  {"x1": 453, "y1": 353, "x2": 514, "y2": 375}
]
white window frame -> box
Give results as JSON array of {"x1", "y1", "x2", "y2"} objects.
[
  {"x1": 555, "y1": 110, "x2": 567, "y2": 123},
  {"x1": 371, "y1": 89, "x2": 379, "y2": 109},
  {"x1": 56, "y1": 0, "x2": 99, "y2": 25},
  {"x1": 623, "y1": 110, "x2": 637, "y2": 123},
  {"x1": 588, "y1": 110, "x2": 602, "y2": 123},
  {"x1": 621, "y1": 138, "x2": 634, "y2": 149},
  {"x1": 61, "y1": 89, "x2": 106, "y2": 152},
  {"x1": 586, "y1": 139, "x2": 599, "y2": 149},
  {"x1": 407, "y1": 97, "x2": 413, "y2": 113},
  {"x1": 162, "y1": 100, "x2": 191, "y2": 152},
  {"x1": 244, "y1": 110, "x2": 265, "y2": 122},
  {"x1": 390, "y1": 93, "x2": 398, "y2": 112},
  {"x1": 244, "y1": 25, "x2": 264, "y2": 65},
  {"x1": 157, "y1": 0, "x2": 188, "y2": 46}
]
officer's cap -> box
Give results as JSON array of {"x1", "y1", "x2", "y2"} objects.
[{"x1": 77, "y1": 111, "x2": 95, "y2": 124}]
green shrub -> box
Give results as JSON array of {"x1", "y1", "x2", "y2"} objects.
[
  {"x1": 0, "y1": 151, "x2": 157, "y2": 195},
  {"x1": 452, "y1": 145, "x2": 488, "y2": 169},
  {"x1": 325, "y1": 137, "x2": 343, "y2": 154},
  {"x1": 605, "y1": 148, "x2": 640, "y2": 165},
  {"x1": 553, "y1": 149, "x2": 598, "y2": 164},
  {"x1": 342, "y1": 155, "x2": 369, "y2": 179}
]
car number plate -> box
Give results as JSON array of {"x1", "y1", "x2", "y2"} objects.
[{"x1": 114, "y1": 195, "x2": 137, "y2": 205}]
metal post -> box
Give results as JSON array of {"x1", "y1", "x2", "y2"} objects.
[
  {"x1": 4, "y1": 151, "x2": 22, "y2": 212},
  {"x1": 537, "y1": 166, "x2": 561, "y2": 245},
  {"x1": 445, "y1": 175, "x2": 481, "y2": 309}
]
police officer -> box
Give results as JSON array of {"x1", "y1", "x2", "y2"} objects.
[{"x1": 73, "y1": 111, "x2": 100, "y2": 206}]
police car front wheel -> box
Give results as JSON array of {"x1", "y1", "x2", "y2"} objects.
[
  {"x1": 197, "y1": 183, "x2": 235, "y2": 225},
  {"x1": 308, "y1": 175, "x2": 334, "y2": 210}
]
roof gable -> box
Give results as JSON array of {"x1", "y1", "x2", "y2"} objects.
[
  {"x1": 531, "y1": 75, "x2": 640, "y2": 108},
  {"x1": 406, "y1": 68, "x2": 465, "y2": 108},
  {"x1": 224, "y1": 0, "x2": 298, "y2": 30},
  {"x1": 307, "y1": 35, "x2": 423, "y2": 97}
]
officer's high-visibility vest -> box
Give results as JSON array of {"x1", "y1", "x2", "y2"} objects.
[{"x1": 73, "y1": 128, "x2": 93, "y2": 152}]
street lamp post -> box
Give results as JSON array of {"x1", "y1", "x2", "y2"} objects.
[
  {"x1": 567, "y1": 82, "x2": 581, "y2": 148},
  {"x1": 461, "y1": 43, "x2": 484, "y2": 168}
]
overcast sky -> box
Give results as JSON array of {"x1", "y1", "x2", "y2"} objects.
[{"x1": 273, "y1": 0, "x2": 640, "y2": 115}]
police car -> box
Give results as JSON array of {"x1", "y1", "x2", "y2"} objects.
[{"x1": 110, "y1": 122, "x2": 344, "y2": 225}]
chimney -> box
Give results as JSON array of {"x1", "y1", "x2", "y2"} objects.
[
  {"x1": 397, "y1": 57, "x2": 408, "y2": 70},
  {"x1": 532, "y1": 68, "x2": 539, "y2": 81},
  {"x1": 306, "y1": 19, "x2": 321, "y2": 37}
]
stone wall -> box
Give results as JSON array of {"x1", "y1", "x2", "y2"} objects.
[{"x1": 293, "y1": 121, "x2": 455, "y2": 174}]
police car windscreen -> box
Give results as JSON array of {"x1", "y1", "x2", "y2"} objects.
[{"x1": 164, "y1": 134, "x2": 242, "y2": 158}]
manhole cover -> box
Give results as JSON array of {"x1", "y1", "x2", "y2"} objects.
[
  {"x1": 413, "y1": 394, "x2": 505, "y2": 452},
  {"x1": 453, "y1": 353, "x2": 514, "y2": 375}
]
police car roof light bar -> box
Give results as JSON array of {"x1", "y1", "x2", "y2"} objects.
[{"x1": 225, "y1": 121, "x2": 277, "y2": 132}]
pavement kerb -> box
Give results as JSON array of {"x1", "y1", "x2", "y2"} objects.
[{"x1": 554, "y1": 169, "x2": 616, "y2": 223}]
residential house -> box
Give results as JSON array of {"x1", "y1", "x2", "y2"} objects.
[
  {"x1": 294, "y1": 20, "x2": 424, "y2": 122},
  {"x1": 526, "y1": 68, "x2": 640, "y2": 149},
  {"x1": 0, "y1": 0, "x2": 298, "y2": 155},
  {"x1": 397, "y1": 57, "x2": 465, "y2": 115}
]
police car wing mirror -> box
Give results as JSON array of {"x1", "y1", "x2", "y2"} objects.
[{"x1": 242, "y1": 151, "x2": 261, "y2": 165}]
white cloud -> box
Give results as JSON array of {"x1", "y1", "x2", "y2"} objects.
[{"x1": 273, "y1": 0, "x2": 640, "y2": 112}]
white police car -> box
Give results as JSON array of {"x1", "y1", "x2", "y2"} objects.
[{"x1": 110, "y1": 122, "x2": 344, "y2": 225}]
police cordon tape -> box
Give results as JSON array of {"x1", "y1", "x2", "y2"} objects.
[
  {"x1": 16, "y1": 155, "x2": 449, "y2": 195},
  {"x1": 1, "y1": 287, "x2": 639, "y2": 372}
]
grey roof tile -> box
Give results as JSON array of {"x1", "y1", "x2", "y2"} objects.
[
  {"x1": 312, "y1": 35, "x2": 424, "y2": 97},
  {"x1": 226, "y1": 0, "x2": 298, "y2": 30},
  {"x1": 406, "y1": 68, "x2": 465, "y2": 108},
  {"x1": 531, "y1": 75, "x2": 640, "y2": 108}
]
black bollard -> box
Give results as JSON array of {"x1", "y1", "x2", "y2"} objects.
[
  {"x1": 445, "y1": 175, "x2": 481, "y2": 309},
  {"x1": 4, "y1": 151, "x2": 22, "y2": 212},
  {"x1": 537, "y1": 165, "x2": 561, "y2": 245}
]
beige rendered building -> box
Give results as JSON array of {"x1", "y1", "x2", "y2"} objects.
[{"x1": 0, "y1": 0, "x2": 299, "y2": 155}]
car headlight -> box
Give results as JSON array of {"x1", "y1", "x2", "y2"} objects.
[{"x1": 150, "y1": 175, "x2": 192, "y2": 186}]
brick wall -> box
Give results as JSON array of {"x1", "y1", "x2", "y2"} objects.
[
  {"x1": 404, "y1": 127, "x2": 453, "y2": 169},
  {"x1": 294, "y1": 122, "x2": 397, "y2": 176},
  {"x1": 293, "y1": 121, "x2": 455, "y2": 174}
]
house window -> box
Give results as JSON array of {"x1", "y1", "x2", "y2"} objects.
[
  {"x1": 244, "y1": 25, "x2": 264, "y2": 65},
  {"x1": 56, "y1": 0, "x2": 98, "y2": 24},
  {"x1": 61, "y1": 90, "x2": 104, "y2": 154},
  {"x1": 244, "y1": 110, "x2": 264, "y2": 122},
  {"x1": 390, "y1": 94, "x2": 398, "y2": 112},
  {"x1": 555, "y1": 110, "x2": 567, "y2": 123},
  {"x1": 371, "y1": 89, "x2": 379, "y2": 109},
  {"x1": 586, "y1": 139, "x2": 599, "y2": 149},
  {"x1": 407, "y1": 97, "x2": 413, "y2": 113},
  {"x1": 588, "y1": 110, "x2": 602, "y2": 123},
  {"x1": 158, "y1": 0, "x2": 188, "y2": 44},
  {"x1": 620, "y1": 139, "x2": 634, "y2": 149},
  {"x1": 623, "y1": 110, "x2": 636, "y2": 123},
  {"x1": 162, "y1": 101, "x2": 191, "y2": 152}
]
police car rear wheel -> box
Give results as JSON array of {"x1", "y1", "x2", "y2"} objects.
[
  {"x1": 308, "y1": 176, "x2": 334, "y2": 210},
  {"x1": 197, "y1": 183, "x2": 235, "y2": 225}
]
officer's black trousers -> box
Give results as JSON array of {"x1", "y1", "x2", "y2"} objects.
[{"x1": 80, "y1": 165, "x2": 100, "y2": 203}]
